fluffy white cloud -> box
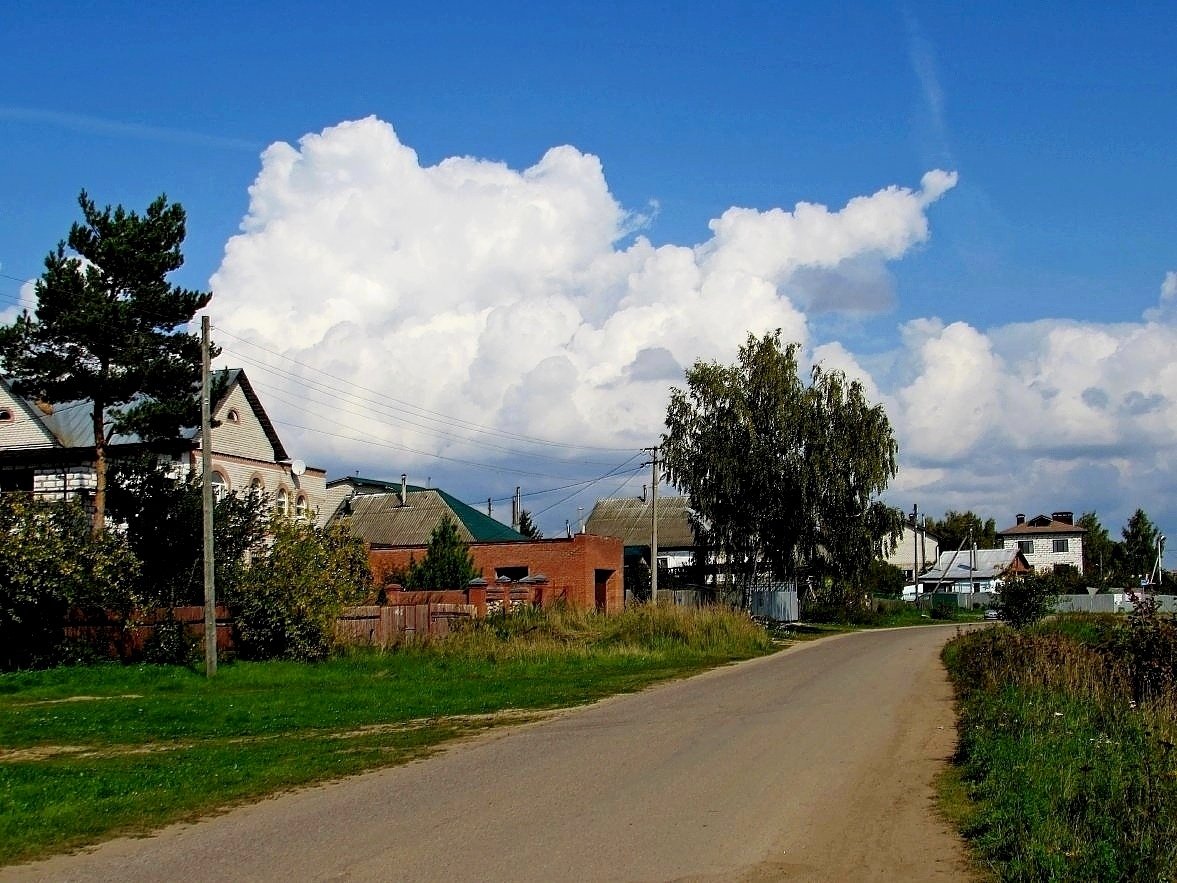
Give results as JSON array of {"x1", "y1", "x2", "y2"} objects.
[
  {"x1": 208, "y1": 116, "x2": 1176, "y2": 542},
  {"x1": 211, "y1": 117, "x2": 954, "y2": 498},
  {"x1": 0, "y1": 279, "x2": 38, "y2": 327},
  {"x1": 886, "y1": 278, "x2": 1177, "y2": 535}
]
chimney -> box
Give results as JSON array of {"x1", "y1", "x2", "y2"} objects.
[
  {"x1": 1052, "y1": 511, "x2": 1074, "y2": 525},
  {"x1": 400, "y1": 473, "x2": 407, "y2": 507},
  {"x1": 1016, "y1": 513, "x2": 1025, "y2": 525}
]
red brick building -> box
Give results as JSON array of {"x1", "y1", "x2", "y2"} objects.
[{"x1": 370, "y1": 532, "x2": 623, "y2": 613}]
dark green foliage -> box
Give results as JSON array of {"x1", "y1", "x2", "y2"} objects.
[
  {"x1": 995, "y1": 572, "x2": 1059, "y2": 627},
  {"x1": 923, "y1": 510, "x2": 999, "y2": 551},
  {"x1": 516, "y1": 509, "x2": 543, "y2": 539},
  {"x1": 105, "y1": 456, "x2": 268, "y2": 607},
  {"x1": 404, "y1": 516, "x2": 479, "y2": 589},
  {"x1": 860, "y1": 558, "x2": 905, "y2": 597},
  {"x1": 661, "y1": 330, "x2": 903, "y2": 599},
  {"x1": 0, "y1": 495, "x2": 139, "y2": 669},
  {"x1": 624, "y1": 558, "x2": 652, "y2": 602},
  {"x1": 233, "y1": 517, "x2": 372, "y2": 661},
  {"x1": 1117, "y1": 593, "x2": 1177, "y2": 703},
  {"x1": 0, "y1": 192, "x2": 212, "y2": 534},
  {"x1": 1122, "y1": 508, "x2": 1161, "y2": 583},
  {"x1": 1079, "y1": 511, "x2": 1119, "y2": 586}
]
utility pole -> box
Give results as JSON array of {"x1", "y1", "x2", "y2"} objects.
[
  {"x1": 643, "y1": 446, "x2": 660, "y2": 604},
  {"x1": 511, "y1": 486, "x2": 521, "y2": 531},
  {"x1": 200, "y1": 315, "x2": 217, "y2": 677}
]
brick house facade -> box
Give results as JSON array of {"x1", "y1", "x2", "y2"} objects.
[
  {"x1": 369, "y1": 532, "x2": 624, "y2": 613},
  {"x1": 997, "y1": 512, "x2": 1085, "y2": 575}
]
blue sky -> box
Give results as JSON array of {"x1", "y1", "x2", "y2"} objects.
[{"x1": 2, "y1": 2, "x2": 1175, "y2": 550}]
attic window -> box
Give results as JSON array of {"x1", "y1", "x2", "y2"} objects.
[
  {"x1": 0, "y1": 409, "x2": 11, "y2": 423},
  {"x1": 226, "y1": 409, "x2": 241, "y2": 424}
]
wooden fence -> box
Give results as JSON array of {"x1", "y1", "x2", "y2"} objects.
[{"x1": 335, "y1": 603, "x2": 476, "y2": 646}]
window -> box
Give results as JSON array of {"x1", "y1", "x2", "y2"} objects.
[
  {"x1": 295, "y1": 494, "x2": 309, "y2": 519},
  {"x1": 1053, "y1": 538, "x2": 1069, "y2": 554},
  {"x1": 495, "y1": 566, "x2": 529, "y2": 581},
  {"x1": 210, "y1": 471, "x2": 229, "y2": 500},
  {"x1": 275, "y1": 487, "x2": 290, "y2": 516},
  {"x1": 0, "y1": 409, "x2": 12, "y2": 423},
  {"x1": 1017, "y1": 540, "x2": 1034, "y2": 555},
  {"x1": 249, "y1": 474, "x2": 265, "y2": 492},
  {"x1": 226, "y1": 408, "x2": 240, "y2": 424}
]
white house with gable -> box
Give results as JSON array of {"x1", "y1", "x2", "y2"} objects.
[{"x1": 0, "y1": 368, "x2": 330, "y2": 524}]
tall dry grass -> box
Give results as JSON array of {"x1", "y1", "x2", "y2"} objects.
[{"x1": 944, "y1": 614, "x2": 1177, "y2": 880}]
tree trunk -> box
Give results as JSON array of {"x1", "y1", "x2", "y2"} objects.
[{"x1": 91, "y1": 399, "x2": 106, "y2": 538}]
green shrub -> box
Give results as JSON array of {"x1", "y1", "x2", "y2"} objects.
[
  {"x1": 0, "y1": 495, "x2": 139, "y2": 669},
  {"x1": 996, "y1": 572, "x2": 1058, "y2": 627},
  {"x1": 232, "y1": 517, "x2": 372, "y2": 661},
  {"x1": 107, "y1": 456, "x2": 269, "y2": 607}
]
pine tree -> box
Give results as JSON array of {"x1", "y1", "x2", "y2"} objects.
[
  {"x1": 406, "y1": 516, "x2": 479, "y2": 588},
  {"x1": 0, "y1": 192, "x2": 211, "y2": 536},
  {"x1": 517, "y1": 509, "x2": 543, "y2": 539}
]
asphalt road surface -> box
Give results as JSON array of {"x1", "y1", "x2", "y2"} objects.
[{"x1": 9, "y1": 625, "x2": 972, "y2": 882}]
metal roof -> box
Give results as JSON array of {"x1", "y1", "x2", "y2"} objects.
[
  {"x1": 919, "y1": 547, "x2": 1025, "y2": 582},
  {"x1": 345, "y1": 489, "x2": 526, "y2": 546},
  {"x1": 584, "y1": 495, "x2": 696, "y2": 548},
  {"x1": 2, "y1": 369, "x2": 289, "y2": 460}
]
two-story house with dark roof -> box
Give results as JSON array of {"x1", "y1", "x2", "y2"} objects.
[{"x1": 997, "y1": 511, "x2": 1086, "y2": 575}]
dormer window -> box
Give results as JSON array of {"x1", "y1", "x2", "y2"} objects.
[{"x1": 226, "y1": 409, "x2": 241, "y2": 424}]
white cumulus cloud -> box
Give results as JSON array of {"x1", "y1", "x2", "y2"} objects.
[{"x1": 210, "y1": 117, "x2": 955, "y2": 497}]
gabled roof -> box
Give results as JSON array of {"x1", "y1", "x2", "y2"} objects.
[
  {"x1": 0, "y1": 368, "x2": 288, "y2": 460},
  {"x1": 998, "y1": 514, "x2": 1086, "y2": 536},
  {"x1": 343, "y1": 489, "x2": 527, "y2": 546},
  {"x1": 918, "y1": 548, "x2": 1028, "y2": 583},
  {"x1": 585, "y1": 495, "x2": 696, "y2": 548}
]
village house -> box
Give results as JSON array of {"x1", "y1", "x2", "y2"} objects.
[
  {"x1": 996, "y1": 512, "x2": 1086, "y2": 575},
  {"x1": 334, "y1": 476, "x2": 623, "y2": 612},
  {"x1": 0, "y1": 368, "x2": 330, "y2": 522}
]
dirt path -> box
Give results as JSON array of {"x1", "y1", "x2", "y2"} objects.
[{"x1": 6, "y1": 625, "x2": 972, "y2": 882}]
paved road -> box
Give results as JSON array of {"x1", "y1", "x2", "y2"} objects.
[{"x1": 9, "y1": 625, "x2": 971, "y2": 882}]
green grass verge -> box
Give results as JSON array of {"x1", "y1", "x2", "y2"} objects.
[
  {"x1": 942, "y1": 620, "x2": 1177, "y2": 881},
  {"x1": 0, "y1": 604, "x2": 771, "y2": 866}
]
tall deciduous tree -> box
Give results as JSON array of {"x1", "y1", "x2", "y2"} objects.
[
  {"x1": 661, "y1": 330, "x2": 903, "y2": 602},
  {"x1": 0, "y1": 192, "x2": 211, "y2": 535},
  {"x1": 924, "y1": 510, "x2": 999, "y2": 553}
]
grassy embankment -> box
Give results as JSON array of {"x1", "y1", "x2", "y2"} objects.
[
  {"x1": 942, "y1": 614, "x2": 1177, "y2": 881},
  {"x1": 0, "y1": 604, "x2": 771, "y2": 866}
]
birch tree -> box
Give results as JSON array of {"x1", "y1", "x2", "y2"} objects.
[{"x1": 661, "y1": 330, "x2": 903, "y2": 601}]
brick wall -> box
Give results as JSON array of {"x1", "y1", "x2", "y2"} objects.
[{"x1": 370, "y1": 533, "x2": 624, "y2": 613}]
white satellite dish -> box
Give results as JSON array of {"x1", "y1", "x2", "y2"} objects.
[{"x1": 290, "y1": 459, "x2": 306, "y2": 476}]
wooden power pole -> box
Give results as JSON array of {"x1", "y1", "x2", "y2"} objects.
[{"x1": 201, "y1": 315, "x2": 217, "y2": 677}]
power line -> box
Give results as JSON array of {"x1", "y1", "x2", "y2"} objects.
[{"x1": 213, "y1": 325, "x2": 634, "y2": 454}]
